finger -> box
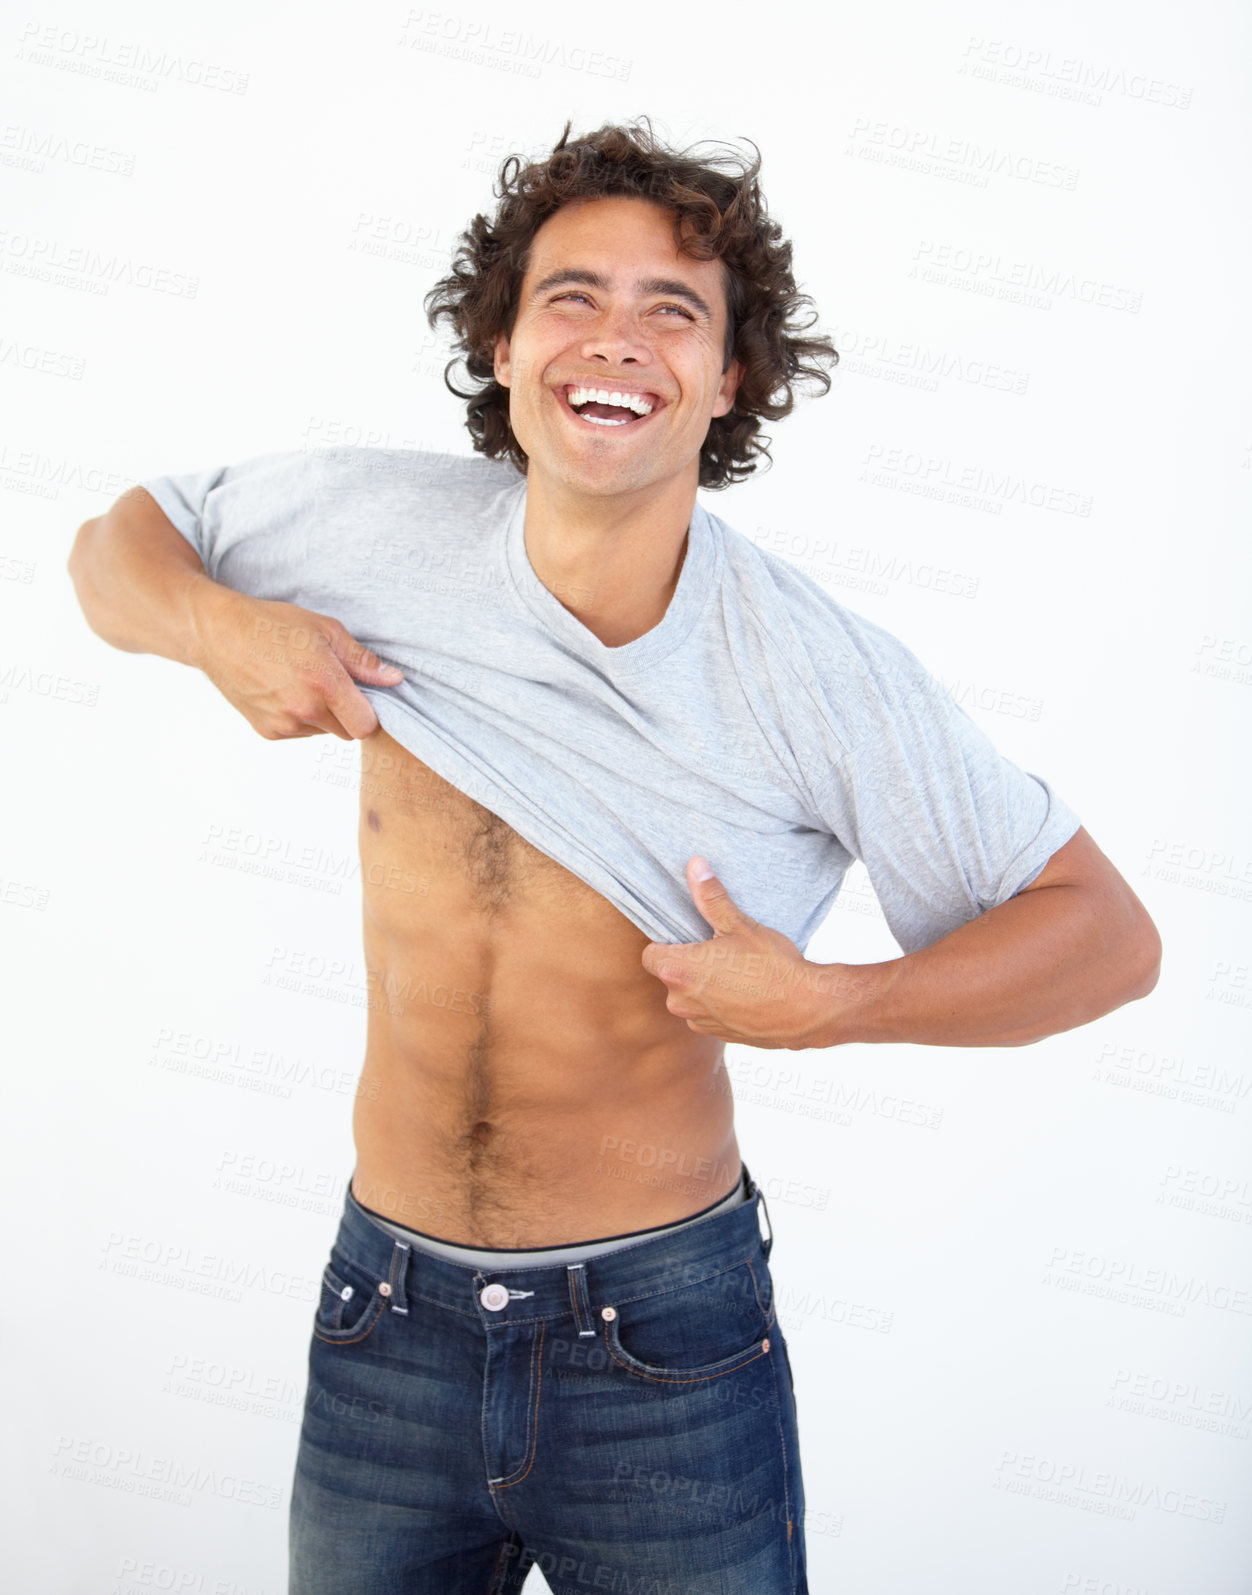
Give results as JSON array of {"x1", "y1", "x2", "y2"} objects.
[
  {"x1": 640, "y1": 944, "x2": 675, "y2": 981},
  {"x1": 264, "y1": 708, "x2": 349, "y2": 741},
  {"x1": 323, "y1": 687, "x2": 381, "y2": 741},
  {"x1": 270, "y1": 686, "x2": 366, "y2": 742},
  {"x1": 291, "y1": 712, "x2": 353, "y2": 741},
  {"x1": 311, "y1": 660, "x2": 385, "y2": 741},
  {"x1": 327, "y1": 626, "x2": 405, "y2": 685}
]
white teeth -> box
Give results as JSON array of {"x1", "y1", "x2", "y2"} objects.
[{"x1": 567, "y1": 386, "x2": 654, "y2": 417}]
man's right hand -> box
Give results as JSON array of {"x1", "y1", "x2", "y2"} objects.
[
  {"x1": 192, "y1": 584, "x2": 405, "y2": 742},
  {"x1": 66, "y1": 486, "x2": 405, "y2": 741}
]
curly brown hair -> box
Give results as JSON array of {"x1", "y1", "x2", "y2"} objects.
[{"x1": 424, "y1": 119, "x2": 839, "y2": 490}]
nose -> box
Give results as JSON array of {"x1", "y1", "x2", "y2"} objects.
[{"x1": 579, "y1": 305, "x2": 650, "y2": 366}]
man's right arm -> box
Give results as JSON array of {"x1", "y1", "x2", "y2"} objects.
[
  {"x1": 67, "y1": 485, "x2": 404, "y2": 741},
  {"x1": 68, "y1": 484, "x2": 220, "y2": 667}
]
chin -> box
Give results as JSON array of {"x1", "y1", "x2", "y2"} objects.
[{"x1": 539, "y1": 454, "x2": 659, "y2": 497}]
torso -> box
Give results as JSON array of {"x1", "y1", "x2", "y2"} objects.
[{"x1": 351, "y1": 725, "x2": 739, "y2": 1247}]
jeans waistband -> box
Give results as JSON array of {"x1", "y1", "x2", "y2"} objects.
[
  {"x1": 332, "y1": 1164, "x2": 775, "y2": 1330},
  {"x1": 360, "y1": 1162, "x2": 750, "y2": 1268}
]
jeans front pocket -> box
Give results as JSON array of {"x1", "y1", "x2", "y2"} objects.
[
  {"x1": 601, "y1": 1257, "x2": 775, "y2": 1384},
  {"x1": 313, "y1": 1252, "x2": 388, "y2": 1346}
]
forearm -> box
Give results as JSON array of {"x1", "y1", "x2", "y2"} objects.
[
  {"x1": 811, "y1": 879, "x2": 1161, "y2": 1048},
  {"x1": 67, "y1": 485, "x2": 219, "y2": 668}
]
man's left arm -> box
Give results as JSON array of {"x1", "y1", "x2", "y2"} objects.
[
  {"x1": 641, "y1": 832, "x2": 1161, "y2": 1050},
  {"x1": 805, "y1": 824, "x2": 1161, "y2": 1048}
]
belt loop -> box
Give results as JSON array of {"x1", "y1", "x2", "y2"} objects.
[
  {"x1": 566, "y1": 1262, "x2": 596, "y2": 1337},
  {"x1": 385, "y1": 1238, "x2": 411, "y2": 1316},
  {"x1": 746, "y1": 1167, "x2": 774, "y2": 1261}
]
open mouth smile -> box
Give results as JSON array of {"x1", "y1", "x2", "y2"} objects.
[{"x1": 559, "y1": 384, "x2": 664, "y2": 428}]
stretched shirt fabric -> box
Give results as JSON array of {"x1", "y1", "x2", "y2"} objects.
[{"x1": 142, "y1": 446, "x2": 1081, "y2": 955}]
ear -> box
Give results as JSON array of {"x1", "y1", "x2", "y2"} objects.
[
  {"x1": 711, "y1": 356, "x2": 743, "y2": 419},
  {"x1": 492, "y1": 331, "x2": 512, "y2": 388}
]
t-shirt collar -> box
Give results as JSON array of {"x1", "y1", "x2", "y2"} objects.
[{"x1": 502, "y1": 478, "x2": 718, "y2": 672}]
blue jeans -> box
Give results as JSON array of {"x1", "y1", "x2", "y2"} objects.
[{"x1": 289, "y1": 1167, "x2": 807, "y2": 1593}]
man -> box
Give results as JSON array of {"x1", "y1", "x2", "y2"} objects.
[{"x1": 67, "y1": 121, "x2": 1160, "y2": 1594}]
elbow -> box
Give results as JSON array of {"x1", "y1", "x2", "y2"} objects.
[
  {"x1": 1007, "y1": 897, "x2": 1162, "y2": 1047},
  {"x1": 67, "y1": 517, "x2": 99, "y2": 581},
  {"x1": 1073, "y1": 892, "x2": 1163, "y2": 1034},
  {"x1": 66, "y1": 519, "x2": 112, "y2": 642},
  {"x1": 1127, "y1": 913, "x2": 1163, "y2": 1003},
  {"x1": 1112, "y1": 900, "x2": 1163, "y2": 1008}
]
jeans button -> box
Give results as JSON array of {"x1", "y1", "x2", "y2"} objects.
[{"x1": 480, "y1": 1282, "x2": 510, "y2": 1311}]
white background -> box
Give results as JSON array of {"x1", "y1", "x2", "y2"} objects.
[{"x1": 4, "y1": 0, "x2": 1251, "y2": 1590}]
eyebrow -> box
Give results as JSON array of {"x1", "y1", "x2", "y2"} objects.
[{"x1": 529, "y1": 268, "x2": 714, "y2": 322}]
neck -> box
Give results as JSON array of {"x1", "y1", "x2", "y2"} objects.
[{"x1": 520, "y1": 467, "x2": 699, "y2": 648}]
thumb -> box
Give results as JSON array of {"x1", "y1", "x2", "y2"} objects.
[{"x1": 688, "y1": 855, "x2": 746, "y2": 933}]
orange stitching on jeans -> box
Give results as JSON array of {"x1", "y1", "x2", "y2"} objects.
[
  {"x1": 746, "y1": 1259, "x2": 777, "y2": 1329},
  {"x1": 602, "y1": 1322, "x2": 769, "y2": 1385},
  {"x1": 313, "y1": 1293, "x2": 386, "y2": 1346},
  {"x1": 492, "y1": 1322, "x2": 546, "y2": 1490},
  {"x1": 767, "y1": 1347, "x2": 794, "y2": 1569},
  {"x1": 313, "y1": 1251, "x2": 398, "y2": 1347}
]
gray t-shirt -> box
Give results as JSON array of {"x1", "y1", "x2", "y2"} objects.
[{"x1": 142, "y1": 446, "x2": 1081, "y2": 954}]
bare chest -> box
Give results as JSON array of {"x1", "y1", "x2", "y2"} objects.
[{"x1": 357, "y1": 725, "x2": 627, "y2": 926}]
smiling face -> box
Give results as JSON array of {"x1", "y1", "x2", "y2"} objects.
[{"x1": 492, "y1": 195, "x2": 743, "y2": 508}]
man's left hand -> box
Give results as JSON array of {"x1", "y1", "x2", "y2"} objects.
[{"x1": 640, "y1": 856, "x2": 829, "y2": 1050}]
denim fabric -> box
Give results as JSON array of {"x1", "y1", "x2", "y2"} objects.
[{"x1": 289, "y1": 1168, "x2": 807, "y2": 1593}]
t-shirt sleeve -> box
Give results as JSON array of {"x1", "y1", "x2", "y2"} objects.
[
  {"x1": 810, "y1": 660, "x2": 1082, "y2": 956},
  {"x1": 138, "y1": 449, "x2": 319, "y2": 589},
  {"x1": 140, "y1": 463, "x2": 227, "y2": 567}
]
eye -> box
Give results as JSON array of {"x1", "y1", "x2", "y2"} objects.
[
  {"x1": 553, "y1": 292, "x2": 593, "y2": 307},
  {"x1": 655, "y1": 303, "x2": 695, "y2": 319}
]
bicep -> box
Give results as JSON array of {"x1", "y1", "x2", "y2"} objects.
[
  {"x1": 1016, "y1": 825, "x2": 1163, "y2": 984},
  {"x1": 1016, "y1": 826, "x2": 1112, "y2": 896}
]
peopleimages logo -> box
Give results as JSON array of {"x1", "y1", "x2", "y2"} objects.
[
  {"x1": 861, "y1": 442, "x2": 1093, "y2": 517},
  {"x1": 958, "y1": 36, "x2": 1193, "y2": 110},
  {"x1": 99, "y1": 1229, "x2": 319, "y2": 1305},
  {"x1": 826, "y1": 323, "x2": 1031, "y2": 397},
  {"x1": 50, "y1": 1435, "x2": 282, "y2": 1509},
  {"x1": 0, "y1": 231, "x2": 198, "y2": 297},
  {"x1": 993, "y1": 1450, "x2": 1225, "y2": 1523},
  {"x1": 398, "y1": 11, "x2": 632, "y2": 82},
  {"x1": 14, "y1": 23, "x2": 249, "y2": 93},
  {"x1": 911, "y1": 240, "x2": 1143, "y2": 314},
  {"x1": 846, "y1": 117, "x2": 1079, "y2": 190}
]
